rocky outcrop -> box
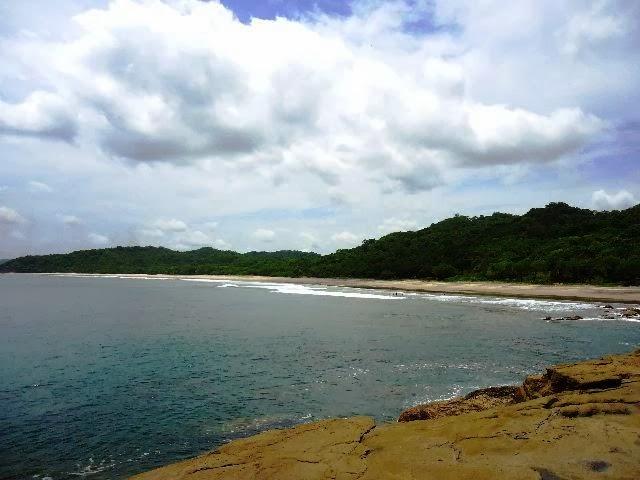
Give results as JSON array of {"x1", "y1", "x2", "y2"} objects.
[
  {"x1": 398, "y1": 386, "x2": 520, "y2": 422},
  {"x1": 398, "y1": 348, "x2": 639, "y2": 424},
  {"x1": 131, "y1": 350, "x2": 640, "y2": 480}
]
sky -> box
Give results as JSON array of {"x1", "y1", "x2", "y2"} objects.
[{"x1": 0, "y1": 0, "x2": 638, "y2": 257}]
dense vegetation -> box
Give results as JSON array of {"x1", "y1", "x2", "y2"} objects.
[
  {"x1": 2, "y1": 203, "x2": 639, "y2": 285},
  {"x1": 0, "y1": 248, "x2": 317, "y2": 276}
]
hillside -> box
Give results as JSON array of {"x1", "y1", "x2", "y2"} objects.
[
  {"x1": 2, "y1": 202, "x2": 639, "y2": 284},
  {"x1": 299, "y1": 202, "x2": 640, "y2": 284},
  {"x1": 0, "y1": 247, "x2": 318, "y2": 276}
]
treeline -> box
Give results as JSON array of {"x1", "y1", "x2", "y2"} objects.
[
  {"x1": 298, "y1": 202, "x2": 640, "y2": 285},
  {"x1": 0, "y1": 247, "x2": 318, "y2": 276},
  {"x1": 2, "y1": 202, "x2": 639, "y2": 285}
]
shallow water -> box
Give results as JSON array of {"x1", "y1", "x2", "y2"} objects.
[{"x1": 1, "y1": 274, "x2": 638, "y2": 479}]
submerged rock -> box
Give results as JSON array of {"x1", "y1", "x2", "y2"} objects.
[{"x1": 132, "y1": 350, "x2": 640, "y2": 480}]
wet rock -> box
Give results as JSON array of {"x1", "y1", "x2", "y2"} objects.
[{"x1": 398, "y1": 386, "x2": 520, "y2": 422}]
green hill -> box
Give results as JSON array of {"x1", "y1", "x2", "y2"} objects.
[
  {"x1": 1, "y1": 202, "x2": 639, "y2": 284},
  {"x1": 298, "y1": 202, "x2": 640, "y2": 285},
  {"x1": 0, "y1": 247, "x2": 318, "y2": 276}
]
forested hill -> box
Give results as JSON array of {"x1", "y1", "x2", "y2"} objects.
[
  {"x1": 0, "y1": 248, "x2": 318, "y2": 276},
  {"x1": 1, "y1": 202, "x2": 639, "y2": 285}
]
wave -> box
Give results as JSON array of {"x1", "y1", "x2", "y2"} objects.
[
  {"x1": 407, "y1": 292, "x2": 596, "y2": 312},
  {"x1": 562, "y1": 316, "x2": 640, "y2": 324},
  {"x1": 182, "y1": 278, "x2": 405, "y2": 300}
]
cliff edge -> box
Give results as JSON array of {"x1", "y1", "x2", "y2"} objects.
[{"x1": 131, "y1": 349, "x2": 640, "y2": 480}]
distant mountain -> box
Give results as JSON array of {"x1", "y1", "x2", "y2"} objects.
[
  {"x1": 0, "y1": 259, "x2": 9, "y2": 265},
  {"x1": 2, "y1": 203, "x2": 639, "y2": 285}
]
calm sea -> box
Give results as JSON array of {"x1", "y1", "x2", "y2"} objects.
[{"x1": 1, "y1": 274, "x2": 638, "y2": 479}]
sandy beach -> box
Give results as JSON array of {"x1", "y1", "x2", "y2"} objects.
[{"x1": 36, "y1": 273, "x2": 640, "y2": 304}]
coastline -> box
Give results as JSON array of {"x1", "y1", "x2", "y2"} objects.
[
  {"x1": 27, "y1": 272, "x2": 640, "y2": 304},
  {"x1": 131, "y1": 349, "x2": 640, "y2": 479}
]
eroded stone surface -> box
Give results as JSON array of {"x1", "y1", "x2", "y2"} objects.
[{"x1": 131, "y1": 350, "x2": 640, "y2": 480}]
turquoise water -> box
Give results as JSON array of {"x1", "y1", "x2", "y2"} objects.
[{"x1": 1, "y1": 274, "x2": 638, "y2": 479}]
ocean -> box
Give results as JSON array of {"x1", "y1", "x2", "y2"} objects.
[{"x1": 1, "y1": 274, "x2": 638, "y2": 479}]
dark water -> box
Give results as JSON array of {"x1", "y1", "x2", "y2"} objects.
[{"x1": 1, "y1": 274, "x2": 638, "y2": 479}]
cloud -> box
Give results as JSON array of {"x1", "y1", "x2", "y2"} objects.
[
  {"x1": 331, "y1": 231, "x2": 360, "y2": 245},
  {"x1": 212, "y1": 238, "x2": 231, "y2": 250},
  {"x1": 88, "y1": 232, "x2": 109, "y2": 245},
  {"x1": 560, "y1": 1, "x2": 627, "y2": 56},
  {"x1": 0, "y1": 0, "x2": 605, "y2": 189},
  {"x1": 0, "y1": 205, "x2": 25, "y2": 224},
  {"x1": 152, "y1": 218, "x2": 188, "y2": 232},
  {"x1": 171, "y1": 230, "x2": 230, "y2": 250},
  {"x1": 300, "y1": 231, "x2": 321, "y2": 251},
  {"x1": 592, "y1": 189, "x2": 637, "y2": 211},
  {"x1": 0, "y1": 92, "x2": 77, "y2": 142},
  {"x1": 378, "y1": 217, "x2": 418, "y2": 233},
  {"x1": 61, "y1": 214, "x2": 82, "y2": 225},
  {"x1": 253, "y1": 228, "x2": 276, "y2": 242},
  {"x1": 28, "y1": 180, "x2": 53, "y2": 193}
]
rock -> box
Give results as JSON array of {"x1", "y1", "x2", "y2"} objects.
[
  {"x1": 132, "y1": 350, "x2": 640, "y2": 480},
  {"x1": 602, "y1": 304, "x2": 614, "y2": 309},
  {"x1": 621, "y1": 307, "x2": 640, "y2": 317},
  {"x1": 398, "y1": 386, "x2": 520, "y2": 422},
  {"x1": 544, "y1": 315, "x2": 584, "y2": 321}
]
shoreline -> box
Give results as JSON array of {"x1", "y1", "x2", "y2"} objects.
[{"x1": 22, "y1": 272, "x2": 640, "y2": 304}]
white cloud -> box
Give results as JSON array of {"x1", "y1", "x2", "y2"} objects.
[
  {"x1": 0, "y1": 206, "x2": 25, "y2": 224},
  {"x1": 88, "y1": 232, "x2": 109, "y2": 245},
  {"x1": 299, "y1": 231, "x2": 321, "y2": 251},
  {"x1": 592, "y1": 189, "x2": 637, "y2": 211},
  {"x1": 137, "y1": 228, "x2": 165, "y2": 238},
  {"x1": 61, "y1": 214, "x2": 82, "y2": 225},
  {"x1": 28, "y1": 180, "x2": 53, "y2": 193},
  {"x1": 0, "y1": 91, "x2": 77, "y2": 141},
  {"x1": 0, "y1": 0, "x2": 606, "y2": 192},
  {"x1": 212, "y1": 238, "x2": 231, "y2": 250},
  {"x1": 170, "y1": 230, "x2": 230, "y2": 250},
  {"x1": 253, "y1": 228, "x2": 276, "y2": 242},
  {"x1": 560, "y1": 1, "x2": 626, "y2": 56},
  {"x1": 152, "y1": 218, "x2": 188, "y2": 232},
  {"x1": 202, "y1": 221, "x2": 219, "y2": 230},
  {"x1": 378, "y1": 217, "x2": 418, "y2": 234},
  {"x1": 331, "y1": 231, "x2": 360, "y2": 245}
]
